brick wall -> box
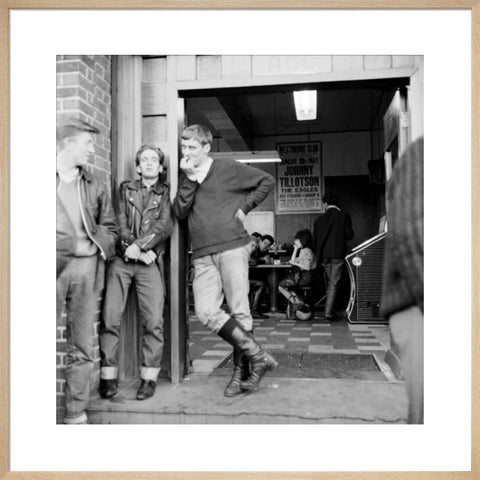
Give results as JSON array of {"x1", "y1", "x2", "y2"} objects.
[
  {"x1": 56, "y1": 55, "x2": 112, "y2": 182},
  {"x1": 56, "y1": 55, "x2": 112, "y2": 423}
]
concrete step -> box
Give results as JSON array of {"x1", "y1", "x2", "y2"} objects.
[{"x1": 87, "y1": 374, "x2": 408, "y2": 424}]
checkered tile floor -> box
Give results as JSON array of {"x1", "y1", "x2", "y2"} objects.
[{"x1": 188, "y1": 312, "x2": 391, "y2": 375}]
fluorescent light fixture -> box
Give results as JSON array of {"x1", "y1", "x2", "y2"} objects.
[
  {"x1": 293, "y1": 90, "x2": 317, "y2": 120},
  {"x1": 210, "y1": 150, "x2": 281, "y2": 163}
]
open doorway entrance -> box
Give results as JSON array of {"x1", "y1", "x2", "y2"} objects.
[{"x1": 180, "y1": 77, "x2": 409, "y2": 377}]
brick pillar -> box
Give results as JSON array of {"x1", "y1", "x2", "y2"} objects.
[{"x1": 56, "y1": 55, "x2": 113, "y2": 423}]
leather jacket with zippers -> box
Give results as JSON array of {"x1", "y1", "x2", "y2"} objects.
[{"x1": 116, "y1": 178, "x2": 173, "y2": 261}]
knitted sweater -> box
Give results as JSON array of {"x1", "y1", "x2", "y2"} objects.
[
  {"x1": 381, "y1": 137, "x2": 424, "y2": 318},
  {"x1": 173, "y1": 157, "x2": 275, "y2": 259}
]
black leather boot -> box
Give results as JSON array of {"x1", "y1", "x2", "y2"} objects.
[
  {"x1": 240, "y1": 350, "x2": 279, "y2": 392},
  {"x1": 218, "y1": 319, "x2": 278, "y2": 392},
  {"x1": 224, "y1": 348, "x2": 250, "y2": 397}
]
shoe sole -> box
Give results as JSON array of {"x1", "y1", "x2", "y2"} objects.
[
  {"x1": 224, "y1": 389, "x2": 251, "y2": 398},
  {"x1": 100, "y1": 394, "x2": 117, "y2": 399},
  {"x1": 136, "y1": 394, "x2": 154, "y2": 401}
]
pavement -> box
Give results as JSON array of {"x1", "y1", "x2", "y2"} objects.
[
  {"x1": 87, "y1": 374, "x2": 407, "y2": 424},
  {"x1": 87, "y1": 312, "x2": 408, "y2": 424}
]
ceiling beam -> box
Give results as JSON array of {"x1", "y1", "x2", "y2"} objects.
[{"x1": 195, "y1": 97, "x2": 249, "y2": 151}]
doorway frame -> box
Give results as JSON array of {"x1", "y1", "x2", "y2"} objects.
[{"x1": 166, "y1": 58, "x2": 423, "y2": 383}]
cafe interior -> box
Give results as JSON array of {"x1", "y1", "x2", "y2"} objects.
[{"x1": 182, "y1": 78, "x2": 407, "y2": 371}]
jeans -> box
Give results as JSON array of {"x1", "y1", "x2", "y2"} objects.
[
  {"x1": 100, "y1": 257, "x2": 165, "y2": 381},
  {"x1": 56, "y1": 256, "x2": 98, "y2": 421},
  {"x1": 192, "y1": 244, "x2": 252, "y2": 332},
  {"x1": 322, "y1": 258, "x2": 344, "y2": 317}
]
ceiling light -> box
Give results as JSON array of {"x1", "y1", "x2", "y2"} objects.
[
  {"x1": 210, "y1": 151, "x2": 281, "y2": 163},
  {"x1": 293, "y1": 90, "x2": 317, "y2": 121}
]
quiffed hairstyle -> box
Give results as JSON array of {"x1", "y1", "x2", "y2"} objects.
[
  {"x1": 322, "y1": 193, "x2": 338, "y2": 206},
  {"x1": 135, "y1": 144, "x2": 165, "y2": 167},
  {"x1": 56, "y1": 117, "x2": 99, "y2": 145},
  {"x1": 295, "y1": 229, "x2": 313, "y2": 249},
  {"x1": 181, "y1": 124, "x2": 213, "y2": 146}
]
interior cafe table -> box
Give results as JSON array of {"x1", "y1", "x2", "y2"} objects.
[{"x1": 249, "y1": 262, "x2": 292, "y2": 312}]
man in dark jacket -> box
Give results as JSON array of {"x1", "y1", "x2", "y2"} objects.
[
  {"x1": 100, "y1": 145, "x2": 174, "y2": 401},
  {"x1": 313, "y1": 193, "x2": 354, "y2": 320},
  {"x1": 174, "y1": 124, "x2": 278, "y2": 398},
  {"x1": 56, "y1": 118, "x2": 118, "y2": 424}
]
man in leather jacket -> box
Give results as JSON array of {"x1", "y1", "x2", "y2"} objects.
[
  {"x1": 100, "y1": 144, "x2": 173, "y2": 401},
  {"x1": 56, "y1": 118, "x2": 118, "y2": 424}
]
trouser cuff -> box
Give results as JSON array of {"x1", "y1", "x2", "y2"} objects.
[
  {"x1": 140, "y1": 367, "x2": 160, "y2": 382},
  {"x1": 100, "y1": 366, "x2": 118, "y2": 380}
]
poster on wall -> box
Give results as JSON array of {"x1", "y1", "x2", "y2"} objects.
[{"x1": 276, "y1": 142, "x2": 323, "y2": 214}]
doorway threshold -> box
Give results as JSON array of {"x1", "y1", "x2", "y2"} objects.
[{"x1": 87, "y1": 372, "x2": 405, "y2": 425}]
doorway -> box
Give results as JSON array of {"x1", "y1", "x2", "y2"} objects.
[{"x1": 179, "y1": 78, "x2": 408, "y2": 377}]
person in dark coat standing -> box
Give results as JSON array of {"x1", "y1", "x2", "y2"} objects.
[{"x1": 313, "y1": 193, "x2": 354, "y2": 320}]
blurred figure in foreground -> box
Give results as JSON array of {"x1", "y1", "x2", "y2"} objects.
[{"x1": 381, "y1": 137, "x2": 424, "y2": 424}]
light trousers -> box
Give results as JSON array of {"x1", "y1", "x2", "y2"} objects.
[{"x1": 192, "y1": 244, "x2": 252, "y2": 333}]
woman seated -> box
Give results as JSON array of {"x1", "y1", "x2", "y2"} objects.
[{"x1": 278, "y1": 229, "x2": 317, "y2": 307}]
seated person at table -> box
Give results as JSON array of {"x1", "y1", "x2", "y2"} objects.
[
  {"x1": 247, "y1": 232, "x2": 261, "y2": 257},
  {"x1": 250, "y1": 233, "x2": 274, "y2": 266},
  {"x1": 247, "y1": 233, "x2": 260, "y2": 254},
  {"x1": 249, "y1": 233, "x2": 274, "y2": 319},
  {"x1": 278, "y1": 229, "x2": 316, "y2": 306}
]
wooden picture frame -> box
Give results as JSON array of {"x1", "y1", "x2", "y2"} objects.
[{"x1": 1, "y1": 2, "x2": 478, "y2": 479}]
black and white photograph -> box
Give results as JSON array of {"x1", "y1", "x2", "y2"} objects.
[
  {"x1": 5, "y1": 6, "x2": 474, "y2": 477},
  {"x1": 55, "y1": 54, "x2": 424, "y2": 426}
]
